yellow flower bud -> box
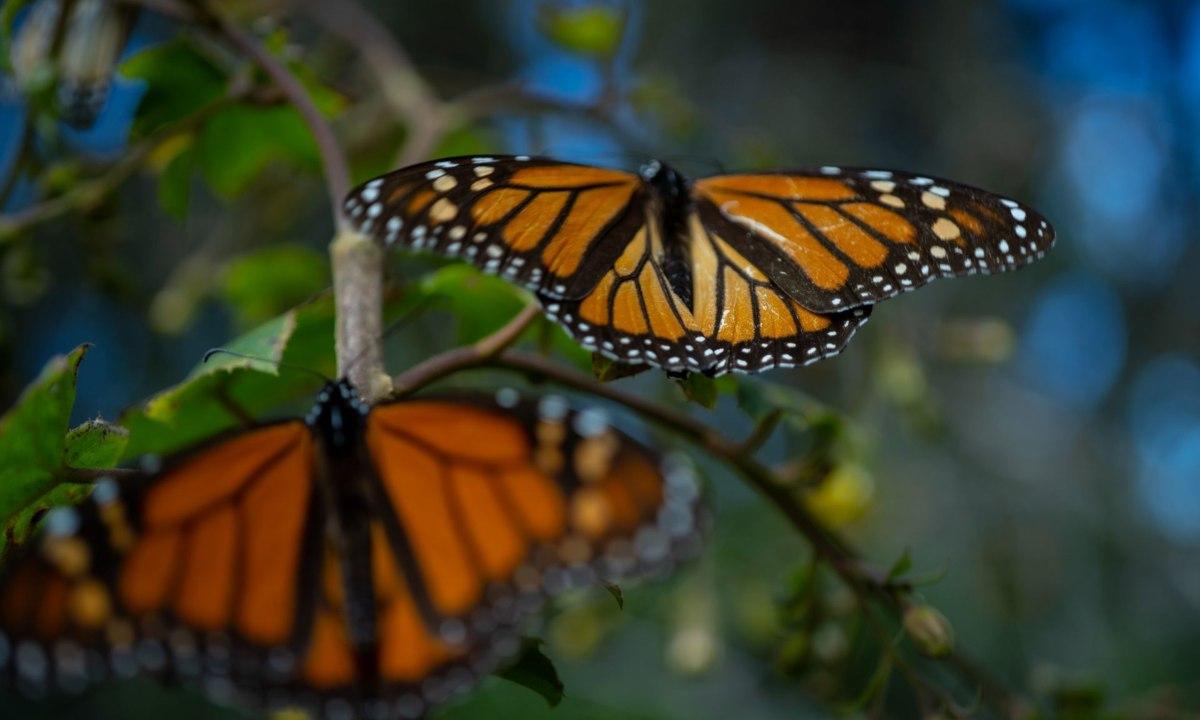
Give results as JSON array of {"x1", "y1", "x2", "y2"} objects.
[
  {"x1": 803, "y1": 462, "x2": 874, "y2": 528},
  {"x1": 903, "y1": 604, "x2": 955, "y2": 658}
]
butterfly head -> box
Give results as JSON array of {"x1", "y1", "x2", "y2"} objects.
[
  {"x1": 640, "y1": 159, "x2": 690, "y2": 204},
  {"x1": 307, "y1": 378, "x2": 369, "y2": 451}
]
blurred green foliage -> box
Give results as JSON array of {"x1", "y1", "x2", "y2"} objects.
[
  {"x1": 120, "y1": 38, "x2": 225, "y2": 138},
  {"x1": 538, "y1": 3, "x2": 626, "y2": 59},
  {"x1": 221, "y1": 244, "x2": 328, "y2": 328}
]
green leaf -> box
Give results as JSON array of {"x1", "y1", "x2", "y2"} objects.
[
  {"x1": 591, "y1": 354, "x2": 648, "y2": 382},
  {"x1": 122, "y1": 285, "x2": 414, "y2": 460},
  {"x1": 906, "y1": 565, "x2": 950, "y2": 588},
  {"x1": 120, "y1": 38, "x2": 226, "y2": 137},
  {"x1": 64, "y1": 419, "x2": 129, "y2": 469},
  {"x1": 885, "y1": 548, "x2": 912, "y2": 584},
  {"x1": 195, "y1": 103, "x2": 322, "y2": 198},
  {"x1": 496, "y1": 638, "x2": 564, "y2": 708},
  {"x1": 261, "y1": 25, "x2": 346, "y2": 118},
  {"x1": 0, "y1": 345, "x2": 88, "y2": 553},
  {"x1": 292, "y1": 59, "x2": 346, "y2": 118},
  {"x1": 119, "y1": 296, "x2": 335, "y2": 458},
  {"x1": 221, "y1": 244, "x2": 329, "y2": 329},
  {"x1": 538, "y1": 4, "x2": 625, "y2": 58},
  {"x1": 602, "y1": 581, "x2": 624, "y2": 610},
  {"x1": 0, "y1": 419, "x2": 129, "y2": 555},
  {"x1": 678, "y1": 373, "x2": 717, "y2": 409}
]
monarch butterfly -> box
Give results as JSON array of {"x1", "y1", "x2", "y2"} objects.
[
  {"x1": 0, "y1": 381, "x2": 702, "y2": 719},
  {"x1": 344, "y1": 156, "x2": 1054, "y2": 375}
]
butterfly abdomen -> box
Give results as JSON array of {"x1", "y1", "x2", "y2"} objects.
[{"x1": 642, "y1": 160, "x2": 697, "y2": 309}]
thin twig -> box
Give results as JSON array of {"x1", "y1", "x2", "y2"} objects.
[
  {"x1": 734, "y1": 408, "x2": 784, "y2": 456},
  {"x1": 330, "y1": 227, "x2": 389, "y2": 398},
  {"x1": 391, "y1": 304, "x2": 541, "y2": 396},
  {"x1": 0, "y1": 119, "x2": 34, "y2": 209},
  {"x1": 0, "y1": 86, "x2": 269, "y2": 237},
  {"x1": 205, "y1": 5, "x2": 351, "y2": 227},
  {"x1": 290, "y1": 0, "x2": 636, "y2": 167},
  {"x1": 289, "y1": 0, "x2": 447, "y2": 166}
]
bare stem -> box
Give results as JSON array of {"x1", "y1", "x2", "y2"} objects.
[{"x1": 331, "y1": 229, "x2": 390, "y2": 398}]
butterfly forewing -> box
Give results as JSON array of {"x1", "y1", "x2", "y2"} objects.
[
  {"x1": 692, "y1": 168, "x2": 1055, "y2": 313},
  {"x1": 343, "y1": 155, "x2": 646, "y2": 299}
]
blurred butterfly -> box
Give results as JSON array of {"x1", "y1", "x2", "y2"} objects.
[
  {"x1": 0, "y1": 381, "x2": 702, "y2": 718},
  {"x1": 11, "y1": 0, "x2": 136, "y2": 128},
  {"x1": 345, "y1": 156, "x2": 1055, "y2": 375}
]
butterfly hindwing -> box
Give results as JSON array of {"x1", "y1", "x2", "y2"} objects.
[
  {"x1": 343, "y1": 155, "x2": 646, "y2": 300},
  {"x1": 692, "y1": 168, "x2": 1054, "y2": 313},
  {"x1": 365, "y1": 394, "x2": 702, "y2": 630},
  {"x1": 543, "y1": 213, "x2": 872, "y2": 375}
]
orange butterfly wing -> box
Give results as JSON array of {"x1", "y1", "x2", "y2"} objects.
[
  {"x1": 364, "y1": 393, "x2": 701, "y2": 620},
  {"x1": 0, "y1": 393, "x2": 702, "y2": 718},
  {"x1": 348, "y1": 158, "x2": 1052, "y2": 376},
  {"x1": 344, "y1": 155, "x2": 645, "y2": 299},
  {"x1": 544, "y1": 207, "x2": 871, "y2": 375},
  {"x1": 692, "y1": 168, "x2": 1055, "y2": 313},
  {"x1": 0, "y1": 422, "x2": 318, "y2": 703}
]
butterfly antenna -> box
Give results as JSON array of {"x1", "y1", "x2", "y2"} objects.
[{"x1": 202, "y1": 348, "x2": 331, "y2": 383}]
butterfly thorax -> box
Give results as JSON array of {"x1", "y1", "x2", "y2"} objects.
[
  {"x1": 307, "y1": 380, "x2": 369, "y2": 456},
  {"x1": 641, "y1": 160, "x2": 695, "y2": 309}
]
